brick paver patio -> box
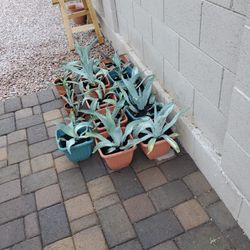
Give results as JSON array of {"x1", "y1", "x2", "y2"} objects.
[{"x1": 0, "y1": 88, "x2": 250, "y2": 250}]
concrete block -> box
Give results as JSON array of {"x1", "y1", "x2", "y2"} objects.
[
  {"x1": 193, "y1": 132, "x2": 242, "y2": 218},
  {"x1": 141, "y1": 0, "x2": 164, "y2": 21},
  {"x1": 134, "y1": 3, "x2": 152, "y2": 43},
  {"x1": 228, "y1": 88, "x2": 250, "y2": 155},
  {"x1": 117, "y1": 0, "x2": 134, "y2": 27},
  {"x1": 208, "y1": 0, "x2": 231, "y2": 8},
  {"x1": 164, "y1": 0, "x2": 201, "y2": 45},
  {"x1": 117, "y1": 14, "x2": 129, "y2": 42},
  {"x1": 232, "y1": 0, "x2": 249, "y2": 15},
  {"x1": 236, "y1": 26, "x2": 250, "y2": 98},
  {"x1": 200, "y1": 1, "x2": 245, "y2": 72},
  {"x1": 221, "y1": 133, "x2": 250, "y2": 200},
  {"x1": 143, "y1": 39, "x2": 164, "y2": 84},
  {"x1": 238, "y1": 199, "x2": 250, "y2": 238},
  {"x1": 219, "y1": 69, "x2": 236, "y2": 116},
  {"x1": 152, "y1": 18, "x2": 179, "y2": 69},
  {"x1": 194, "y1": 91, "x2": 227, "y2": 153},
  {"x1": 128, "y1": 26, "x2": 143, "y2": 59},
  {"x1": 164, "y1": 59, "x2": 194, "y2": 113},
  {"x1": 180, "y1": 38, "x2": 223, "y2": 106}
]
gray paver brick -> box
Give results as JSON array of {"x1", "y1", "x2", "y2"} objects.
[
  {"x1": 175, "y1": 223, "x2": 231, "y2": 250},
  {"x1": 19, "y1": 160, "x2": 31, "y2": 177},
  {"x1": 41, "y1": 99, "x2": 64, "y2": 113},
  {"x1": 15, "y1": 108, "x2": 33, "y2": 120},
  {"x1": 33, "y1": 105, "x2": 42, "y2": 115},
  {"x1": 0, "y1": 101, "x2": 4, "y2": 115},
  {"x1": 22, "y1": 168, "x2": 57, "y2": 193},
  {"x1": 8, "y1": 141, "x2": 29, "y2": 164},
  {"x1": 12, "y1": 236, "x2": 42, "y2": 250},
  {"x1": 21, "y1": 93, "x2": 39, "y2": 108},
  {"x1": 5, "y1": 97, "x2": 22, "y2": 113},
  {"x1": 27, "y1": 124, "x2": 48, "y2": 144},
  {"x1": 150, "y1": 241, "x2": 178, "y2": 250},
  {"x1": 0, "y1": 164, "x2": 19, "y2": 185},
  {"x1": 98, "y1": 203, "x2": 136, "y2": 248},
  {"x1": 0, "y1": 160, "x2": 7, "y2": 168},
  {"x1": 111, "y1": 168, "x2": 144, "y2": 200},
  {"x1": 135, "y1": 211, "x2": 183, "y2": 249},
  {"x1": 37, "y1": 89, "x2": 55, "y2": 104},
  {"x1": 149, "y1": 180, "x2": 193, "y2": 211},
  {"x1": 16, "y1": 114, "x2": 43, "y2": 130},
  {"x1": 31, "y1": 153, "x2": 54, "y2": 173},
  {"x1": 39, "y1": 203, "x2": 70, "y2": 246},
  {"x1": 207, "y1": 201, "x2": 237, "y2": 231},
  {"x1": 197, "y1": 189, "x2": 219, "y2": 207},
  {"x1": 0, "y1": 218, "x2": 25, "y2": 249},
  {"x1": 111, "y1": 239, "x2": 143, "y2": 250},
  {"x1": 58, "y1": 168, "x2": 87, "y2": 200},
  {"x1": 25, "y1": 212, "x2": 40, "y2": 239},
  {"x1": 0, "y1": 135, "x2": 7, "y2": 147},
  {"x1": 7, "y1": 129, "x2": 27, "y2": 144},
  {"x1": 160, "y1": 154, "x2": 197, "y2": 181},
  {"x1": 0, "y1": 179, "x2": 21, "y2": 203},
  {"x1": 0, "y1": 193, "x2": 36, "y2": 224},
  {"x1": 0, "y1": 117, "x2": 15, "y2": 136},
  {"x1": 29, "y1": 138, "x2": 57, "y2": 158},
  {"x1": 94, "y1": 193, "x2": 120, "y2": 211},
  {"x1": 79, "y1": 153, "x2": 107, "y2": 182}
]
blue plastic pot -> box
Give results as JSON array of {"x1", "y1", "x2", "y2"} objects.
[
  {"x1": 108, "y1": 66, "x2": 133, "y2": 85},
  {"x1": 55, "y1": 129, "x2": 93, "y2": 162}
]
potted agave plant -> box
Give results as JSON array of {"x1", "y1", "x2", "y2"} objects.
[
  {"x1": 52, "y1": 74, "x2": 73, "y2": 96},
  {"x1": 84, "y1": 99, "x2": 128, "y2": 133},
  {"x1": 120, "y1": 74, "x2": 161, "y2": 120},
  {"x1": 63, "y1": 41, "x2": 110, "y2": 98},
  {"x1": 61, "y1": 86, "x2": 79, "y2": 115},
  {"x1": 107, "y1": 52, "x2": 133, "y2": 85},
  {"x1": 55, "y1": 112, "x2": 93, "y2": 162},
  {"x1": 99, "y1": 51, "x2": 130, "y2": 71},
  {"x1": 84, "y1": 111, "x2": 140, "y2": 170},
  {"x1": 133, "y1": 103, "x2": 186, "y2": 160}
]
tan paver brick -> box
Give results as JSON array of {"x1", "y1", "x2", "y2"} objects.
[
  {"x1": 0, "y1": 147, "x2": 7, "y2": 161},
  {"x1": 43, "y1": 109, "x2": 62, "y2": 122},
  {"x1": 94, "y1": 193, "x2": 120, "y2": 211},
  {"x1": 19, "y1": 160, "x2": 31, "y2": 177},
  {"x1": 35, "y1": 184, "x2": 62, "y2": 210},
  {"x1": 44, "y1": 237, "x2": 75, "y2": 250},
  {"x1": 73, "y1": 226, "x2": 108, "y2": 250},
  {"x1": 65, "y1": 194, "x2": 94, "y2": 221},
  {"x1": 138, "y1": 167, "x2": 167, "y2": 191},
  {"x1": 45, "y1": 118, "x2": 63, "y2": 128},
  {"x1": 31, "y1": 153, "x2": 54, "y2": 173},
  {"x1": 87, "y1": 176, "x2": 115, "y2": 201},
  {"x1": 55, "y1": 156, "x2": 77, "y2": 173},
  {"x1": 7, "y1": 130, "x2": 26, "y2": 145},
  {"x1": 173, "y1": 199, "x2": 209, "y2": 230}
]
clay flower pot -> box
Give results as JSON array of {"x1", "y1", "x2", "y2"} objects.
[
  {"x1": 68, "y1": 3, "x2": 86, "y2": 25},
  {"x1": 96, "y1": 129, "x2": 136, "y2": 170},
  {"x1": 140, "y1": 139, "x2": 171, "y2": 160},
  {"x1": 100, "y1": 54, "x2": 130, "y2": 70}
]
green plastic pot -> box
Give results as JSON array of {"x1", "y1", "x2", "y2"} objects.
[{"x1": 56, "y1": 129, "x2": 93, "y2": 162}]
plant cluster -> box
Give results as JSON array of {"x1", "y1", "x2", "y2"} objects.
[{"x1": 54, "y1": 39, "x2": 186, "y2": 168}]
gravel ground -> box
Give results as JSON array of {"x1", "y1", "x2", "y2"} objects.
[{"x1": 0, "y1": 0, "x2": 114, "y2": 101}]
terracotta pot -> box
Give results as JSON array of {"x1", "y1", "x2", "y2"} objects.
[
  {"x1": 68, "y1": 3, "x2": 86, "y2": 25},
  {"x1": 94, "y1": 113, "x2": 128, "y2": 133},
  {"x1": 55, "y1": 84, "x2": 66, "y2": 96},
  {"x1": 140, "y1": 139, "x2": 171, "y2": 160},
  {"x1": 61, "y1": 93, "x2": 77, "y2": 105},
  {"x1": 64, "y1": 103, "x2": 73, "y2": 115},
  {"x1": 100, "y1": 54, "x2": 130, "y2": 70},
  {"x1": 96, "y1": 128, "x2": 136, "y2": 170}
]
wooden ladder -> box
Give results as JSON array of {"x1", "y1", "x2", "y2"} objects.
[{"x1": 52, "y1": 0, "x2": 104, "y2": 50}]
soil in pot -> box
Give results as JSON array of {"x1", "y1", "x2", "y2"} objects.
[{"x1": 55, "y1": 78, "x2": 73, "y2": 95}]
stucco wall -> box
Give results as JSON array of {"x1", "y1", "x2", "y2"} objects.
[{"x1": 94, "y1": 0, "x2": 250, "y2": 238}]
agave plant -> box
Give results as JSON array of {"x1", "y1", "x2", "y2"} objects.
[
  {"x1": 84, "y1": 109, "x2": 140, "y2": 154},
  {"x1": 56, "y1": 112, "x2": 93, "y2": 154},
  {"x1": 133, "y1": 103, "x2": 187, "y2": 153},
  {"x1": 63, "y1": 40, "x2": 109, "y2": 93},
  {"x1": 119, "y1": 74, "x2": 158, "y2": 118}
]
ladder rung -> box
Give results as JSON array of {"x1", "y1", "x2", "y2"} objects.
[
  {"x1": 68, "y1": 10, "x2": 89, "y2": 19},
  {"x1": 72, "y1": 24, "x2": 94, "y2": 33}
]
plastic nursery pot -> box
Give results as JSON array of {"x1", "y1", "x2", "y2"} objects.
[
  {"x1": 94, "y1": 113, "x2": 128, "y2": 133},
  {"x1": 140, "y1": 139, "x2": 171, "y2": 160},
  {"x1": 56, "y1": 129, "x2": 93, "y2": 162},
  {"x1": 96, "y1": 128, "x2": 136, "y2": 170},
  {"x1": 68, "y1": 3, "x2": 86, "y2": 25},
  {"x1": 107, "y1": 66, "x2": 133, "y2": 85}
]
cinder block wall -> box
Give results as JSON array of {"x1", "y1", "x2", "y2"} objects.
[{"x1": 94, "y1": 0, "x2": 250, "y2": 237}]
